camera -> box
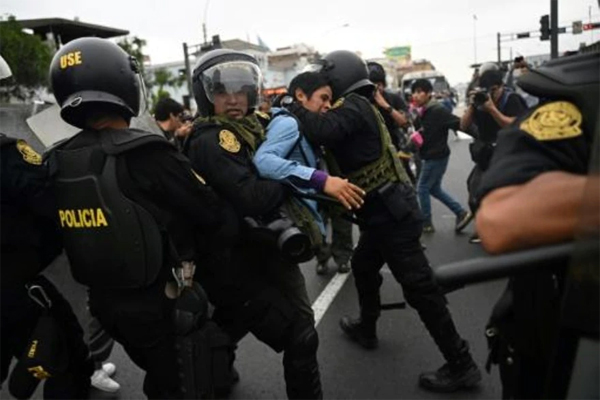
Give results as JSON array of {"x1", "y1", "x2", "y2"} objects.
[
  {"x1": 471, "y1": 87, "x2": 489, "y2": 107},
  {"x1": 244, "y1": 209, "x2": 313, "y2": 263}
]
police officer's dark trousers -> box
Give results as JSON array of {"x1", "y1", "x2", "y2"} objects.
[
  {"x1": 351, "y1": 208, "x2": 466, "y2": 363},
  {"x1": 88, "y1": 277, "x2": 182, "y2": 399}
]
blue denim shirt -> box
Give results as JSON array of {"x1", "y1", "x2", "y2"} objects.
[{"x1": 254, "y1": 108, "x2": 325, "y2": 234}]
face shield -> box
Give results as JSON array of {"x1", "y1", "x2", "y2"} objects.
[
  {"x1": 200, "y1": 61, "x2": 262, "y2": 109},
  {"x1": 130, "y1": 56, "x2": 148, "y2": 117}
]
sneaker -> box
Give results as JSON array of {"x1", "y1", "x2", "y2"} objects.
[
  {"x1": 337, "y1": 263, "x2": 350, "y2": 273},
  {"x1": 455, "y1": 211, "x2": 473, "y2": 233},
  {"x1": 418, "y1": 360, "x2": 482, "y2": 392},
  {"x1": 339, "y1": 316, "x2": 378, "y2": 350},
  {"x1": 91, "y1": 365, "x2": 120, "y2": 393},
  {"x1": 422, "y1": 222, "x2": 435, "y2": 234},
  {"x1": 316, "y1": 262, "x2": 328, "y2": 275},
  {"x1": 468, "y1": 234, "x2": 481, "y2": 244}
]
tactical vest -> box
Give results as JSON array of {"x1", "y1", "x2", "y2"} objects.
[
  {"x1": 47, "y1": 129, "x2": 170, "y2": 289},
  {"x1": 324, "y1": 93, "x2": 411, "y2": 194}
]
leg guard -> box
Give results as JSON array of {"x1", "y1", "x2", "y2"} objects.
[
  {"x1": 173, "y1": 284, "x2": 235, "y2": 399},
  {"x1": 283, "y1": 319, "x2": 322, "y2": 399}
]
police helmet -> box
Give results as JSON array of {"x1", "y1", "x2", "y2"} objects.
[
  {"x1": 49, "y1": 37, "x2": 142, "y2": 129},
  {"x1": 367, "y1": 61, "x2": 386, "y2": 85},
  {"x1": 307, "y1": 50, "x2": 373, "y2": 100},
  {"x1": 0, "y1": 55, "x2": 13, "y2": 81},
  {"x1": 192, "y1": 49, "x2": 262, "y2": 117},
  {"x1": 517, "y1": 51, "x2": 600, "y2": 136}
]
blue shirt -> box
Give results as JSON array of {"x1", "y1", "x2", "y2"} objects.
[{"x1": 254, "y1": 108, "x2": 325, "y2": 234}]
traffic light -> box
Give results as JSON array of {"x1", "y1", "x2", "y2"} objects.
[{"x1": 540, "y1": 14, "x2": 550, "y2": 41}]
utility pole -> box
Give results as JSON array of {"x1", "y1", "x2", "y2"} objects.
[
  {"x1": 183, "y1": 42, "x2": 193, "y2": 100},
  {"x1": 550, "y1": 0, "x2": 558, "y2": 58},
  {"x1": 497, "y1": 32, "x2": 501, "y2": 63}
]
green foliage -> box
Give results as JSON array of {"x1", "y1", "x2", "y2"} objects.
[
  {"x1": 117, "y1": 36, "x2": 148, "y2": 75},
  {"x1": 0, "y1": 16, "x2": 53, "y2": 100},
  {"x1": 148, "y1": 68, "x2": 185, "y2": 110}
]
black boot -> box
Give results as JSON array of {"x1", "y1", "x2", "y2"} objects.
[
  {"x1": 418, "y1": 340, "x2": 482, "y2": 392},
  {"x1": 339, "y1": 316, "x2": 378, "y2": 349}
]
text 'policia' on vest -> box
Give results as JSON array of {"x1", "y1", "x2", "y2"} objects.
[{"x1": 58, "y1": 208, "x2": 108, "y2": 228}]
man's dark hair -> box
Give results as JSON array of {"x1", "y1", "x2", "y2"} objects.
[
  {"x1": 479, "y1": 69, "x2": 504, "y2": 89},
  {"x1": 154, "y1": 98, "x2": 184, "y2": 121},
  {"x1": 288, "y1": 72, "x2": 330, "y2": 101},
  {"x1": 411, "y1": 79, "x2": 433, "y2": 94},
  {"x1": 367, "y1": 61, "x2": 386, "y2": 85}
]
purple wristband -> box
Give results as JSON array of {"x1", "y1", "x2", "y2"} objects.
[{"x1": 309, "y1": 170, "x2": 328, "y2": 192}]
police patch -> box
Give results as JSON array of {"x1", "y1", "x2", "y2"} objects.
[
  {"x1": 520, "y1": 101, "x2": 582, "y2": 141},
  {"x1": 332, "y1": 98, "x2": 345, "y2": 109},
  {"x1": 218, "y1": 130, "x2": 241, "y2": 153},
  {"x1": 16, "y1": 140, "x2": 42, "y2": 165}
]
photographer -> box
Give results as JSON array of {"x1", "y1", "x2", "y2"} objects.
[{"x1": 459, "y1": 64, "x2": 528, "y2": 242}]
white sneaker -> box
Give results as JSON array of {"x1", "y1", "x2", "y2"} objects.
[
  {"x1": 91, "y1": 366, "x2": 120, "y2": 393},
  {"x1": 102, "y1": 362, "x2": 116, "y2": 377}
]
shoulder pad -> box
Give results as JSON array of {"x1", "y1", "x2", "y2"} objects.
[
  {"x1": 100, "y1": 128, "x2": 171, "y2": 155},
  {"x1": 520, "y1": 101, "x2": 582, "y2": 141}
]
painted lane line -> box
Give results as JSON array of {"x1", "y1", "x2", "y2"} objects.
[{"x1": 311, "y1": 272, "x2": 351, "y2": 327}]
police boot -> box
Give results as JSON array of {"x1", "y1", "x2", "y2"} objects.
[
  {"x1": 339, "y1": 316, "x2": 378, "y2": 350},
  {"x1": 419, "y1": 340, "x2": 482, "y2": 392}
]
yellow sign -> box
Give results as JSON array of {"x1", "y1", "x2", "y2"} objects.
[
  {"x1": 520, "y1": 101, "x2": 582, "y2": 141},
  {"x1": 59, "y1": 51, "x2": 83, "y2": 69},
  {"x1": 58, "y1": 208, "x2": 109, "y2": 228},
  {"x1": 218, "y1": 130, "x2": 241, "y2": 153}
]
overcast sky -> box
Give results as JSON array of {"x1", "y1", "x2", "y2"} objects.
[{"x1": 3, "y1": 0, "x2": 599, "y2": 84}]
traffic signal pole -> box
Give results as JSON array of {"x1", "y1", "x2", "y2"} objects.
[{"x1": 551, "y1": 0, "x2": 559, "y2": 58}]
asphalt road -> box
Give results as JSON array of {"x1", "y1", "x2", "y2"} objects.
[{"x1": 1, "y1": 122, "x2": 506, "y2": 400}]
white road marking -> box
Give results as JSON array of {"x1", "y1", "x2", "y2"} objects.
[{"x1": 311, "y1": 272, "x2": 352, "y2": 326}]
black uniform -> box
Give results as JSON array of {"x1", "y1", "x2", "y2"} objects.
[
  {"x1": 292, "y1": 92, "x2": 479, "y2": 384},
  {"x1": 0, "y1": 134, "x2": 93, "y2": 399},
  {"x1": 477, "y1": 102, "x2": 593, "y2": 399},
  {"x1": 48, "y1": 129, "x2": 226, "y2": 399},
  {"x1": 184, "y1": 118, "x2": 322, "y2": 399}
]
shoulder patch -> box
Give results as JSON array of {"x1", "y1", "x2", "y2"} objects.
[
  {"x1": 332, "y1": 97, "x2": 345, "y2": 109},
  {"x1": 16, "y1": 140, "x2": 42, "y2": 165},
  {"x1": 218, "y1": 130, "x2": 241, "y2": 153},
  {"x1": 520, "y1": 101, "x2": 582, "y2": 141},
  {"x1": 255, "y1": 110, "x2": 271, "y2": 120}
]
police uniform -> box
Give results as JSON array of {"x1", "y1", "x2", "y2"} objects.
[
  {"x1": 291, "y1": 50, "x2": 481, "y2": 392},
  {"x1": 476, "y1": 51, "x2": 599, "y2": 399},
  {"x1": 47, "y1": 37, "x2": 231, "y2": 399},
  {"x1": 0, "y1": 134, "x2": 93, "y2": 399},
  {"x1": 187, "y1": 48, "x2": 322, "y2": 399}
]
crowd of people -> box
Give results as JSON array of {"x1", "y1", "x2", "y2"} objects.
[{"x1": 1, "y1": 33, "x2": 597, "y2": 400}]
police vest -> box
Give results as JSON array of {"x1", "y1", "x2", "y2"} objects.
[
  {"x1": 324, "y1": 93, "x2": 412, "y2": 194},
  {"x1": 47, "y1": 129, "x2": 170, "y2": 289}
]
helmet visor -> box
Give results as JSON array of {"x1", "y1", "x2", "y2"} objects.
[{"x1": 201, "y1": 61, "x2": 262, "y2": 108}]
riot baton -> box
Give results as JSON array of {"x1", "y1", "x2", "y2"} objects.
[{"x1": 434, "y1": 241, "x2": 575, "y2": 288}]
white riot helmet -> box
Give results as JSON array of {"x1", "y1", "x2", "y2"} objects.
[{"x1": 0, "y1": 55, "x2": 13, "y2": 81}]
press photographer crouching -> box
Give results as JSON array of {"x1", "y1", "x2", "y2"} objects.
[{"x1": 459, "y1": 63, "x2": 528, "y2": 242}]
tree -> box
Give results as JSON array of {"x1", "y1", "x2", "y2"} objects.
[
  {"x1": 0, "y1": 16, "x2": 53, "y2": 101},
  {"x1": 149, "y1": 68, "x2": 186, "y2": 109}
]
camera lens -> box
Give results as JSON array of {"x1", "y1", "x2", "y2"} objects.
[{"x1": 278, "y1": 228, "x2": 313, "y2": 263}]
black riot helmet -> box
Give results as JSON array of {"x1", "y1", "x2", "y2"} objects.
[
  {"x1": 367, "y1": 61, "x2": 386, "y2": 86},
  {"x1": 192, "y1": 49, "x2": 262, "y2": 117},
  {"x1": 517, "y1": 51, "x2": 600, "y2": 137},
  {"x1": 307, "y1": 50, "x2": 374, "y2": 101},
  {"x1": 49, "y1": 37, "x2": 143, "y2": 129}
]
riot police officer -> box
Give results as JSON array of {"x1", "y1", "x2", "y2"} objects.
[
  {"x1": 183, "y1": 49, "x2": 323, "y2": 399},
  {"x1": 47, "y1": 37, "x2": 231, "y2": 399},
  {"x1": 476, "y1": 51, "x2": 599, "y2": 398},
  {"x1": 290, "y1": 50, "x2": 482, "y2": 392},
  {"x1": 0, "y1": 56, "x2": 93, "y2": 399}
]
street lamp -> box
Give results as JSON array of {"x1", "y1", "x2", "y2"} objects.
[
  {"x1": 473, "y1": 14, "x2": 478, "y2": 64},
  {"x1": 202, "y1": 0, "x2": 211, "y2": 44}
]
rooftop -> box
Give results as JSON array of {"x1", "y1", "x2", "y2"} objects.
[{"x1": 11, "y1": 18, "x2": 128, "y2": 44}]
